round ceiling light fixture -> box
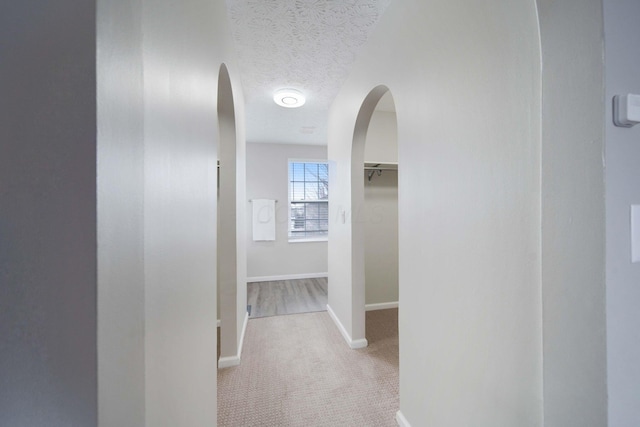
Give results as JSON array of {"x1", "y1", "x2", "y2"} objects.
[{"x1": 273, "y1": 88, "x2": 306, "y2": 108}]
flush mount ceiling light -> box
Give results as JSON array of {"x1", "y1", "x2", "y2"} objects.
[{"x1": 273, "y1": 88, "x2": 306, "y2": 108}]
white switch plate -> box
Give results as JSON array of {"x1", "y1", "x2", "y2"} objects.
[
  {"x1": 632, "y1": 205, "x2": 640, "y2": 263},
  {"x1": 614, "y1": 94, "x2": 640, "y2": 127}
]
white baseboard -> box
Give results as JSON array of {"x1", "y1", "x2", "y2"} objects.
[
  {"x1": 218, "y1": 311, "x2": 249, "y2": 369},
  {"x1": 396, "y1": 410, "x2": 411, "y2": 427},
  {"x1": 326, "y1": 304, "x2": 368, "y2": 349},
  {"x1": 247, "y1": 272, "x2": 328, "y2": 283},
  {"x1": 237, "y1": 310, "x2": 249, "y2": 359},
  {"x1": 365, "y1": 301, "x2": 399, "y2": 311},
  {"x1": 218, "y1": 355, "x2": 240, "y2": 369}
]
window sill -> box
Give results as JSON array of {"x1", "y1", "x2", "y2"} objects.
[{"x1": 288, "y1": 236, "x2": 328, "y2": 243}]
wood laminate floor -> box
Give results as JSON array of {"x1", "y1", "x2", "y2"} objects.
[{"x1": 247, "y1": 277, "x2": 328, "y2": 318}]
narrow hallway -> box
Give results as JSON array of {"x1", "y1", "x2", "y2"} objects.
[{"x1": 218, "y1": 309, "x2": 399, "y2": 426}]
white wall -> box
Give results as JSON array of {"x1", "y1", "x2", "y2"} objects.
[
  {"x1": 538, "y1": 1, "x2": 607, "y2": 425},
  {"x1": 235, "y1": 102, "x2": 248, "y2": 366},
  {"x1": 99, "y1": 0, "x2": 243, "y2": 424},
  {"x1": 364, "y1": 171, "x2": 398, "y2": 305},
  {"x1": 364, "y1": 110, "x2": 398, "y2": 305},
  {"x1": 329, "y1": 2, "x2": 544, "y2": 423},
  {"x1": 217, "y1": 63, "x2": 249, "y2": 366},
  {"x1": 142, "y1": 0, "x2": 238, "y2": 425},
  {"x1": 328, "y1": 1, "x2": 607, "y2": 425},
  {"x1": 604, "y1": 0, "x2": 640, "y2": 425},
  {"x1": 4, "y1": 0, "x2": 245, "y2": 425},
  {"x1": 97, "y1": 0, "x2": 145, "y2": 424},
  {"x1": 365, "y1": 110, "x2": 398, "y2": 163},
  {"x1": 246, "y1": 142, "x2": 327, "y2": 280},
  {"x1": 0, "y1": 2, "x2": 98, "y2": 425},
  {"x1": 217, "y1": 64, "x2": 237, "y2": 362}
]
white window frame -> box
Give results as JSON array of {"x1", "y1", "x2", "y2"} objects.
[{"x1": 287, "y1": 159, "x2": 329, "y2": 243}]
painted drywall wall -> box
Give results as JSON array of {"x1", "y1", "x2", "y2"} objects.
[
  {"x1": 330, "y1": 1, "x2": 608, "y2": 424},
  {"x1": 3, "y1": 0, "x2": 243, "y2": 425},
  {"x1": 328, "y1": 0, "x2": 544, "y2": 425},
  {"x1": 537, "y1": 1, "x2": 607, "y2": 426},
  {"x1": 603, "y1": 0, "x2": 640, "y2": 425},
  {"x1": 142, "y1": 0, "x2": 241, "y2": 425},
  {"x1": 246, "y1": 142, "x2": 328, "y2": 280},
  {"x1": 217, "y1": 64, "x2": 238, "y2": 362},
  {"x1": 234, "y1": 98, "x2": 248, "y2": 366},
  {"x1": 364, "y1": 110, "x2": 398, "y2": 305},
  {"x1": 231, "y1": 71, "x2": 248, "y2": 368},
  {"x1": 97, "y1": 0, "x2": 145, "y2": 424},
  {"x1": 98, "y1": 0, "x2": 245, "y2": 424},
  {"x1": 0, "y1": 2, "x2": 97, "y2": 425},
  {"x1": 364, "y1": 171, "x2": 398, "y2": 305},
  {"x1": 365, "y1": 110, "x2": 398, "y2": 163},
  {"x1": 217, "y1": 63, "x2": 248, "y2": 364}
]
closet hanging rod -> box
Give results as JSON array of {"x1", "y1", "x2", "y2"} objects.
[
  {"x1": 363, "y1": 166, "x2": 398, "y2": 171},
  {"x1": 249, "y1": 199, "x2": 278, "y2": 203},
  {"x1": 365, "y1": 163, "x2": 398, "y2": 182}
]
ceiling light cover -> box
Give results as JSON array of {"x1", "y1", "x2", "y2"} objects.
[{"x1": 274, "y1": 88, "x2": 305, "y2": 108}]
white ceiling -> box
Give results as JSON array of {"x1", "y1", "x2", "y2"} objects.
[{"x1": 226, "y1": 0, "x2": 393, "y2": 145}]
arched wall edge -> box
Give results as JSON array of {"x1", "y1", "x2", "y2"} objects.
[
  {"x1": 350, "y1": 85, "x2": 393, "y2": 345},
  {"x1": 535, "y1": 0, "x2": 608, "y2": 425},
  {"x1": 216, "y1": 61, "x2": 250, "y2": 370},
  {"x1": 217, "y1": 62, "x2": 239, "y2": 365},
  {"x1": 329, "y1": 1, "x2": 546, "y2": 425}
]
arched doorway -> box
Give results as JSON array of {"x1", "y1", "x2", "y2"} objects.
[
  {"x1": 363, "y1": 91, "x2": 399, "y2": 315},
  {"x1": 349, "y1": 85, "x2": 398, "y2": 344},
  {"x1": 216, "y1": 63, "x2": 241, "y2": 367}
]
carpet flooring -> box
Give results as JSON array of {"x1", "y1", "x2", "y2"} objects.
[{"x1": 218, "y1": 308, "x2": 399, "y2": 426}]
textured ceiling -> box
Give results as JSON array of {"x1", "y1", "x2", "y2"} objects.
[{"x1": 226, "y1": 0, "x2": 393, "y2": 145}]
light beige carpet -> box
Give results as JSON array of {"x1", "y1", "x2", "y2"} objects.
[{"x1": 218, "y1": 309, "x2": 399, "y2": 427}]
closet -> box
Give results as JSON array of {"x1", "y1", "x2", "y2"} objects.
[{"x1": 363, "y1": 94, "x2": 398, "y2": 310}]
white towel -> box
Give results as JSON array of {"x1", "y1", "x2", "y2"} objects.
[{"x1": 252, "y1": 199, "x2": 276, "y2": 241}]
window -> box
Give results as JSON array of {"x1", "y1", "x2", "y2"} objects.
[{"x1": 288, "y1": 161, "x2": 329, "y2": 240}]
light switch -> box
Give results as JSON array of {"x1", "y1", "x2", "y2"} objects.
[
  {"x1": 632, "y1": 205, "x2": 640, "y2": 263},
  {"x1": 614, "y1": 94, "x2": 640, "y2": 127}
]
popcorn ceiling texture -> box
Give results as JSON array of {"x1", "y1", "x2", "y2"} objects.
[{"x1": 225, "y1": 0, "x2": 392, "y2": 144}]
